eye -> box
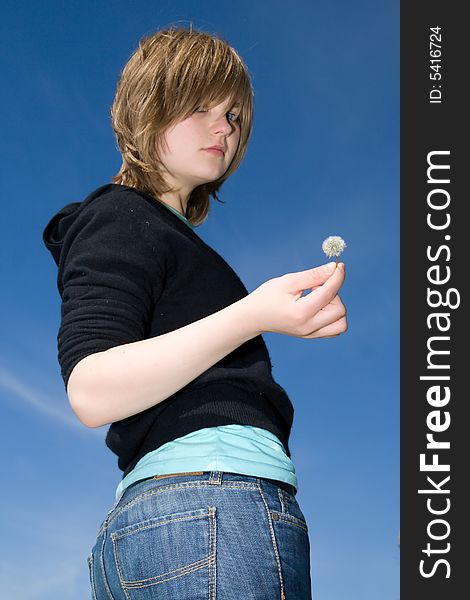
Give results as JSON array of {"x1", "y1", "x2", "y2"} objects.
[
  {"x1": 227, "y1": 112, "x2": 239, "y2": 123},
  {"x1": 195, "y1": 106, "x2": 209, "y2": 113}
]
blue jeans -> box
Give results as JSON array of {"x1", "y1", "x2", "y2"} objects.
[{"x1": 87, "y1": 471, "x2": 312, "y2": 599}]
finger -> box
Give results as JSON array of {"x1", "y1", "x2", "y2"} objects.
[
  {"x1": 328, "y1": 294, "x2": 345, "y2": 310},
  {"x1": 303, "y1": 316, "x2": 348, "y2": 339},
  {"x1": 299, "y1": 264, "x2": 345, "y2": 312},
  {"x1": 304, "y1": 292, "x2": 344, "y2": 305},
  {"x1": 303, "y1": 298, "x2": 346, "y2": 332},
  {"x1": 286, "y1": 261, "x2": 339, "y2": 292}
]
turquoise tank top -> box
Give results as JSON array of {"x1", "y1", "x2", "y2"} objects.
[{"x1": 116, "y1": 424, "x2": 298, "y2": 501}]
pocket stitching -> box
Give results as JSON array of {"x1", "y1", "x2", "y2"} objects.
[
  {"x1": 111, "y1": 509, "x2": 210, "y2": 541},
  {"x1": 256, "y1": 482, "x2": 285, "y2": 598},
  {"x1": 270, "y1": 510, "x2": 309, "y2": 532},
  {"x1": 122, "y1": 557, "x2": 211, "y2": 588},
  {"x1": 111, "y1": 506, "x2": 217, "y2": 589}
]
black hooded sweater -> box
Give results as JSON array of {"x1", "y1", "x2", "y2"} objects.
[{"x1": 43, "y1": 184, "x2": 294, "y2": 477}]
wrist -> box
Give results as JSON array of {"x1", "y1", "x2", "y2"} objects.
[{"x1": 234, "y1": 294, "x2": 264, "y2": 338}]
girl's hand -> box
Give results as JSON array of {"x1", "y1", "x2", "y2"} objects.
[{"x1": 244, "y1": 262, "x2": 347, "y2": 339}]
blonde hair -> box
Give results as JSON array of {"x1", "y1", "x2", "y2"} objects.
[{"x1": 111, "y1": 26, "x2": 254, "y2": 226}]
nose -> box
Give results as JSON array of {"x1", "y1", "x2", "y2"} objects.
[{"x1": 211, "y1": 114, "x2": 235, "y2": 137}]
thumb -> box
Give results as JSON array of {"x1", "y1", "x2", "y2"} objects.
[{"x1": 286, "y1": 262, "x2": 337, "y2": 291}]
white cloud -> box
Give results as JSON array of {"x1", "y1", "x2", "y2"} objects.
[{"x1": 0, "y1": 365, "x2": 83, "y2": 430}]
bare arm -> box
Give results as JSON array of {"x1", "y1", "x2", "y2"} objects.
[
  {"x1": 67, "y1": 294, "x2": 258, "y2": 427},
  {"x1": 67, "y1": 262, "x2": 347, "y2": 428}
]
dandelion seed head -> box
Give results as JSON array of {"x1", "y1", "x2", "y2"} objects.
[{"x1": 322, "y1": 235, "x2": 347, "y2": 258}]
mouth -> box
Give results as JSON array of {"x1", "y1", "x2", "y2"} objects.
[{"x1": 203, "y1": 147, "x2": 225, "y2": 157}]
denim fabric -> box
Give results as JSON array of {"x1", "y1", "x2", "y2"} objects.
[{"x1": 87, "y1": 471, "x2": 312, "y2": 599}]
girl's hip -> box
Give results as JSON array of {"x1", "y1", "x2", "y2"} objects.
[{"x1": 88, "y1": 471, "x2": 312, "y2": 599}]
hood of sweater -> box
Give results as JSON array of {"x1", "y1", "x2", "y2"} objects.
[
  {"x1": 42, "y1": 184, "x2": 116, "y2": 267},
  {"x1": 42, "y1": 184, "x2": 195, "y2": 268}
]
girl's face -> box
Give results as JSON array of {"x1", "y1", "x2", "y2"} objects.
[{"x1": 159, "y1": 98, "x2": 241, "y2": 194}]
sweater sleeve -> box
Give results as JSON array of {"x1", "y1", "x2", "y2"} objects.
[{"x1": 57, "y1": 194, "x2": 165, "y2": 390}]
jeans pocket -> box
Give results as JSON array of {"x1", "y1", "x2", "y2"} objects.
[
  {"x1": 87, "y1": 553, "x2": 98, "y2": 600},
  {"x1": 110, "y1": 506, "x2": 217, "y2": 600}
]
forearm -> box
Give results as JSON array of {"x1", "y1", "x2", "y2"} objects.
[{"x1": 67, "y1": 295, "x2": 259, "y2": 427}]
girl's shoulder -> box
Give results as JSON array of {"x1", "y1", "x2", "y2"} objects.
[{"x1": 79, "y1": 183, "x2": 161, "y2": 220}]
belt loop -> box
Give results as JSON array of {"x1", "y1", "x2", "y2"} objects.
[{"x1": 209, "y1": 471, "x2": 222, "y2": 485}]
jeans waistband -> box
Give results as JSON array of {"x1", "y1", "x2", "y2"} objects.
[
  {"x1": 258, "y1": 476, "x2": 296, "y2": 497},
  {"x1": 150, "y1": 471, "x2": 296, "y2": 497}
]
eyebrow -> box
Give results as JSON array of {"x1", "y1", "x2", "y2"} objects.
[{"x1": 204, "y1": 99, "x2": 242, "y2": 112}]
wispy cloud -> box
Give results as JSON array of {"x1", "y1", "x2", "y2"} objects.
[{"x1": 0, "y1": 365, "x2": 83, "y2": 430}]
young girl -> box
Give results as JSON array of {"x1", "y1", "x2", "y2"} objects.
[{"x1": 43, "y1": 26, "x2": 346, "y2": 600}]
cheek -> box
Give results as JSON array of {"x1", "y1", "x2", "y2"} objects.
[
  {"x1": 163, "y1": 121, "x2": 195, "y2": 154},
  {"x1": 177, "y1": 118, "x2": 201, "y2": 138},
  {"x1": 178, "y1": 130, "x2": 202, "y2": 158},
  {"x1": 230, "y1": 129, "x2": 241, "y2": 156}
]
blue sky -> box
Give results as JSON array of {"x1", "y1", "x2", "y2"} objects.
[{"x1": 0, "y1": 1, "x2": 399, "y2": 598}]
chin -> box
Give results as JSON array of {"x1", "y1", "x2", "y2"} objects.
[{"x1": 195, "y1": 170, "x2": 226, "y2": 184}]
